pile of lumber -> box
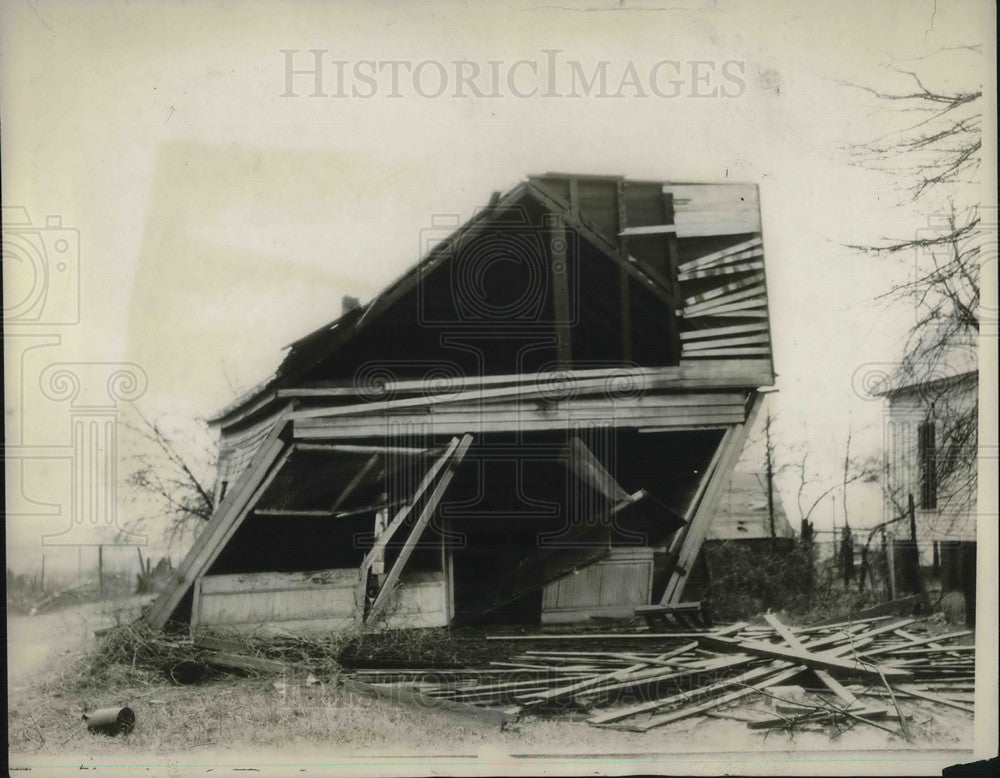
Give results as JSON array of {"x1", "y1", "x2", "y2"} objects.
[{"x1": 341, "y1": 614, "x2": 974, "y2": 734}]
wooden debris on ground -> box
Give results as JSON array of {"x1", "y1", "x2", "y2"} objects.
[
  {"x1": 339, "y1": 614, "x2": 974, "y2": 735},
  {"x1": 635, "y1": 601, "x2": 712, "y2": 629}
]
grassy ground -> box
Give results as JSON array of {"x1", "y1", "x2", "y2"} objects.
[{"x1": 7, "y1": 599, "x2": 977, "y2": 771}]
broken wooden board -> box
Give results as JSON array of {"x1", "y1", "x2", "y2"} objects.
[
  {"x1": 201, "y1": 650, "x2": 299, "y2": 675},
  {"x1": 699, "y1": 635, "x2": 911, "y2": 681},
  {"x1": 764, "y1": 612, "x2": 859, "y2": 707},
  {"x1": 607, "y1": 665, "x2": 804, "y2": 732}
]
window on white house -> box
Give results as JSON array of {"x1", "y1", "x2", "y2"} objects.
[{"x1": 918, "y1": 420, "x2": 937, "y2": 510}]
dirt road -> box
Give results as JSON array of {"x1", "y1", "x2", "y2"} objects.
[{"x1": 6, "y1": 596, "x2": 152, "y2": 689}]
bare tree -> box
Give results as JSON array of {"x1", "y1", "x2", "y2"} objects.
[
  {"x1": 120, "y1": 407, "x2": 217, "y2": 547},
  {"x1": 845, "y1": 52, "x2": 983, "y2": 515},
  {"x1": 787, "y1": 438, "x2": 879, "y2": 538},
  {"x1": 763, "y1": 408, "x2": 777, "y2": 539}
]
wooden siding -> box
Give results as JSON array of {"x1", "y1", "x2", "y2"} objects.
[
  {"x1": 192, "y1": 569, "x2": 449, "y2": 636},
  {"x1": 663, "y1": 185, "x2": 773, "y2": 370},
  {"x1": 541, "y1": 548, "x2": 654, "y2": 623},
  {"x1": 292, "y1": 398, "x2": 747, "y2": 439},
  {"x1": 883, "y1": 379, "x2": 977, "y2": 546},
  {"x1": 217, "y1": 411, "x2": 285, "y2": 491},
  {"x1": 665, "y1": 184, "x2": 761, "y2": 237}
]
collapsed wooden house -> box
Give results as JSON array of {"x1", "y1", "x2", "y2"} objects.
[{"x1": 144, "y1": 173, "x2": 776, "y2": 636}]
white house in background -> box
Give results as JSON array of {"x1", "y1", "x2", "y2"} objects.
[{"x1": 877, "y1": 369, "x2": 978, "y2": 566}]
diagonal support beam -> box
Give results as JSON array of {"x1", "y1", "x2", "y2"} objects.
[
  {"x1": 144, "y1": 415, "x2": 296, "y2": 629},
  {"x1": 564, "y1": 436, "x2": 630, "y2": 503},
  {"x1": 660, "y1": 392, "x2": 764, "y2": 604},
  {"x1": 364, "y1": 434, "x2": 473, "y2": 623},
  {"x1": 355, "y1": 436, "x2": 462, "y2": 607},
  {"x1": 331, "y1": 453, "x2": 381, "y2": 512}
]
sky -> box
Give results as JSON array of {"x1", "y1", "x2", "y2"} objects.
[{"x1": 3, "y1": 0, "x2": 996, "y2": 577}]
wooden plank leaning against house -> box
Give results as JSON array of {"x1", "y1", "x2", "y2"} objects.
[
  {"x1": 365, "y1": 434, "x2": 474, "y2": 623},
  {"x1": 144, "y1": 407, "x2": 296, "y2": 629},
  {"x1": 355, "y1": 436, "x2": 463, "y2": 614},
  {"x1": 659, "y1": 392, "x2": 765, "y2": 605}
]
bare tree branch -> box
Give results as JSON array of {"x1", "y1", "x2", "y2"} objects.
[
  {"x1": 119, "y1": 407, "x2": 217, "y2": 547},
  {"x1": 845, "y1": 52, "x2": 982, "y2": 517}
]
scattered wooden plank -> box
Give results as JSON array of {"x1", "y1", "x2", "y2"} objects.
[
  {"x1": 520, "y1": 650, "x2": 696, "y2": 669},
  {"x1": 850, "y1": 687, "x2": 974, "y2": 713},
  {"x1": 588, "y1": 659, "x2": 789, "y2": 725},
  {"x1": 746, "y1": 705, "x2": 896, "y2": 731},
  {"x1": 635, "y1": 602, "x2": 703, "y2": 614},
  {"x1": 612, "y1": 665, "x2": 804, "y2": 731},
  {"x1": 489, "y1": 661, "x2": 603, "y2": 673},
  {"x1": 442, "y1": 674, "x2": 593, "y2": 698},
  {"x1": 202, "y1": 650, "x2": 298, "y2": 675},
  {"x1": 884, "y1": 645, "x2": 976, "y2": 656},
  {"x1": 795, "y1": 615, "x2": 897, "y2": 633},
  {"x1": 708, "y1": 621, "x2": 750, "y2": 637},
  {"x1": 520, "y1": 662, "x2": 652, "y2": 703},
  {"x1": 702, "y1": 636, "x2": 911, "y2": 680},
  {"x1": 485, "y1": 632, "x2": 710, "y2": 641},
  {"x1": 337, "y1": 615, "x2": 972, "y2": 737},
  {"x1": 764, "y1": 613, "x2": 859, "y2": 708},
  {"x1": 830, "y1": 618, "x2": 917, "y2": 642},
  {"x1": 860, "y1": 630, "x2": 973, "y2": 657}
]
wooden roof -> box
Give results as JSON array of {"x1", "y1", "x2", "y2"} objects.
[{"x1": 210, "y1": 174, "x2": 775, "y2": 432}]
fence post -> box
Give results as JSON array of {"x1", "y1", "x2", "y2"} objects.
[
  {"x1": 906, "y1": 494, "x2": 929, "y2": 612},
  {"x1": 885, "y1": 533, "x2": 896, "y2": 600},
  {"x1": 961, "y1": 541, "x2": 976, "y2": 626}
]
